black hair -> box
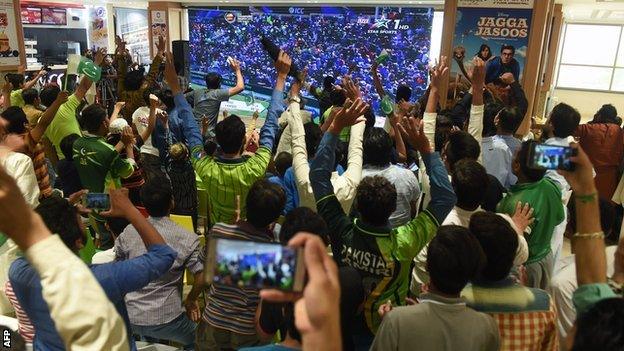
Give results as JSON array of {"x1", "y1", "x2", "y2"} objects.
[
  {"x1": 452, "y1": 159, "x2": 489, "y2": 210},
  {"x1": 40, "y1": 85, "x2": 61, "y2": 107},
  {"x1": 60, "y1": 134, "x2": 81, "y2": 160},
  {"x1": 516, "y1": 140, "x2": 546, "y2": 182},
  {"x1": 501, "y1": 45, "x2": 515, "y2": 54},
  {"x1": 304, "y1": 122, "x2": 322, "y2": 157},
  {"x1": 124, "y1": 68, "x2": 146, "y2": 91},
  {"x1": 396, "y1": 84, "x2": 412, "y2": 103},
  {"x1": 469, "y1": 211, "x2": 518, "y2": 282},
  {"x1": 246, "y1": 179, "x2": 286, "y2": 228},
  {"x1": 140, "y1": 177, "x2": 173, "y2": 217},
  {"x1": 203, "y1": 137, "x2": 218, "y2": 157},
  {"x1": 81, "y1": 104, "x2": 108, "y2": 134},
  {"x1": 594, "y1": 104, "x2": 619, "y2": 124},
  {"x1": 0, "y1": 106, "x2": 27, "y2": 134},
  {"x1": 106, "y1": 217, "x2": 130, "y2": 236},
  {"x1": 274, "y1": 152, "x2": 293, "y2": 178},
  {"x1": 22, "y1": 88, "x2": 39, "y2": 105},
  {"x1": 476, "y1": 44, "x2": 492, "y2": 61},
  {"x1": 323, "y1": 76, "x2": 335, "y2": 91},
  {"x1": 35, "y1": 195, "x2": 85, "y2": 251},
  {"x1": 572, "y1": 298, "x2": 624, "y2": 351},
  {"x1": 330, "y1": 89, "x2": 346, "y2": 107},
  {"x1": 444, "y1": 131, "x2": 480, "y2": 169},
  {"x1": 356, "y1": 176, "x2": 397, "y2": 226},
  {"x1": 215, "y1": 115, "x2": 246, "y2": 154},
  {"x1": 435, "y1": 115, "x2": 454, "y2": 153},
  {"x1": 498, "y1": 107, "x2": 523, "y2": 134},
  {"x1": 6, "y1": 73, "x2": 24, "y2": 89},
  {"x1": 205, "y1": 72, "x2": 222, "y2": 89},
  {"x1": 280, "y1": 207, "x2": 329, "y2": 245},
  {"x1": 483, "y1": 102, "x2": 504, "y2": 137},
  {"x1": 427, "y1": 225, "x2": 485, "y2": 295},
  {"x1": 550, "y1": 103, "x2": 581, "y2": 138},
  {"x1": 155, "y1": 89, "x2": 175, "y2": 111},
  {"x1": 363, "y1": 128, "x2": 393, "y2": 167},
  {"x1": 142, "y1": 88, "x2": 155, "y2": 106}
]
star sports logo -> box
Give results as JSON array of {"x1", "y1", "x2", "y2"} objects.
[{"x1": 371, "y1": 17, "x2": 391, "y2": 29}]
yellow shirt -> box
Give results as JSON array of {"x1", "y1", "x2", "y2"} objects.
[
  {"x1": 10, "y1": 89, "x2": 24, "y2": 107},
  {"x1": 23, "y1": 104, "x2": 43, "y2": 126}
]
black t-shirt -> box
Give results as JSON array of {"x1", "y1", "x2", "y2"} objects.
[{"x1": 258, "y1": 302, "x2": 287, "y2": 340}]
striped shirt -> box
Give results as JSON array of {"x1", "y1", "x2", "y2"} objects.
[
  {"x1": 115, "y1": 217, "x2": 202, "y2": 326},
  {"x1": 4, "y1": 281, "x2": 35, "y2": 343},
  {"x1": 25, "y1": 131, "x2": 52, "y2": 198},
  {"x1": 194, "y1": 147, "x2": 272, "y2": 225},
  {"x1": 201, "y1": 221, "x2": 274, "y2": 335}
]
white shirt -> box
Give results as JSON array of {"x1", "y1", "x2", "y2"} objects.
[
  {"x1": 0, "y1": 150, "x2": 40, "y2": 208},
  {"x1": 132, "y1": 106, "x2": 160, "y2": 157}
]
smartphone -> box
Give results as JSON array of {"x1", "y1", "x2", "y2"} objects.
[
  {"x1": 527, "y1": 143, "x2": 577, "y2": 171},
  {"x1": 205, "y1": 237, "x2": 305, "y2": 292},
  {"x1": 82, "y1": 193, "x2": 111, "y2": 211}
]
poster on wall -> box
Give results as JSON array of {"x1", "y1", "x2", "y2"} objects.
[
  {"x1": 449, "y1": 1, "x2": 533, "y2": 102},
  {"x1": 0, "y1": 0, "x2": 22, "y2": 68},
  {"x1": 151, "y1": 10, "x2": 166, "y2": 54},
  {"x1": 89, "y1": 6, "x2": 108, "y2": 50}
]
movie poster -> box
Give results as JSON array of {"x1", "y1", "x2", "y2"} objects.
[
  {"x1": 151, "y1": 10, "x2": 167, "y2": 55},
  {"x1": 450, "y1": 0, "x2": 533, "y2": 96},
  {"x1": 89, "y1": 6, "x2": 108, "y2": 50},
  {"x1": 0, "y1": 0, "x2": 22, "y2": 68}
]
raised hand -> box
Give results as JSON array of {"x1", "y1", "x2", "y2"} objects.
[
  {"x1": 94, "y1": 48, "x2": 106, "y2": 66},
  {"x1": 470, "y1": 57, "x2": 486, "y2": 88},
  {"x1": 114, "y1": 101, "x2": 126, "y2": 112},
  {"x1": 157, "y1": 111, "x2": 169, "y2": 127},
  {"x1": 329, "y1": 98, "x2": 368, "y2": 134},
  {"x1": 156, "y1": 35, "x2": 166, "y2": 55},
  {"x1": 511, "y1": 202, "x2": 535, "y2": 234},
  {"x1": 100, "y1": 188, "x2": 134, "y2": 218},
  {"x1": 397, "y1": 117, "x2": 431, "y2": 155},
  {"x1": 55, "y1": 91, "x2": 69, "y2": 105},
  {"x1": 275, "y1": 51, "x2": 292, "y2": 77},
  {"x1": 149, "y1": 94, "x2": 160, "y2": 109},
  {"x1": 120, "y1": 126, "x2": 135, "y2": 146},
  {"x1": 500, "y1": 72, "x2": 515, "y2": 85},
  {"x1": 163, "y1": 52, "x2": 181, "y2": 94},
  {"x1": 342, "y1": 76, "x2": 362, "y2": 100},
  {"x1": 229, "y1": 57, "x2": 241, "y2": 72},
  {"x1": 429, "y1": 56, "x2": 449, "y2": 91}
]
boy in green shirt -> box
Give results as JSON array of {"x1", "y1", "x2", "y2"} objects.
[
  {"x1": 497, "y1": 140, "x2": 565, "y2": 289},
  {"x1": 3, "y1": 70, "x2": 45, "y2": 108}
]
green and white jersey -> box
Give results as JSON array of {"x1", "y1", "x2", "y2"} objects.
[{"x1": 73, "y1": 135, "x2": 133, "y2": 193}]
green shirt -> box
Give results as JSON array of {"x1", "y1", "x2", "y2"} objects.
[
  {"x1": 10, "y1": 89, "x2": 24, "y2": 107},
  {"x1": 573, "y1": 283, "x2": 617, "y2": 315},
  {"x1": 321, "y1": 107, "x2": 350, "y2": 142},
  {"x1": 317, "y1": 193, "x2": 439, "y2": 332},
  {"x1": 73, "y1": 135, "x2": 133, "y2": 193},
  {"x1": 44, "y1": 94, "x2": 82, "y2": 158},
  {"x1": 193, "y1": 146, "x2": 271, "y2": 225},
  {"x1": 497, "y1": 178, "x2": 564, "y2": 264}
]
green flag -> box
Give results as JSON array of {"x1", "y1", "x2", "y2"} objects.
[
  {"x1": 77, "y1": 57, "x2": 102, "y2": 82},
  {"x1": 381, "y1": 95, "x2": 394, "y2": 115}
]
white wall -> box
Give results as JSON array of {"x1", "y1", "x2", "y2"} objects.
[{"x1": 551, "y1": 88, "x2": 624, "y2": 122}]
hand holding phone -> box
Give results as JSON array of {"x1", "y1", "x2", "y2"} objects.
[
  {"x1": 82, "y1": 192, "x2": 111, "y2": 212},
  {"x1": 205, "y1": 237, "x2": 305, "y2": 292},
  {"x1": 527, "y1": 143, "x2": 577, "y2": 171}
]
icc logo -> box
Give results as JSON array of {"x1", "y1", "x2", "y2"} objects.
[{"x1": 289, "y1": 7, "x2": 304, "y2": 15}]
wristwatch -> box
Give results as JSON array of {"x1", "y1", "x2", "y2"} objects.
[{"x1": 289, "y1": 95, "x2": 301, "y2": 103}]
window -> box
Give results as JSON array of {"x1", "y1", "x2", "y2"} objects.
[{"x1": 556, "y1": 23, "x2": 624, "y2": 91}]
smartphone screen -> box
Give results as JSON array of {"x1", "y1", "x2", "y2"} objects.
[
  {"x1": 205, "y1": 237, "x2": 305, "y2": 292},
  {"x1": 528, "y1": 143, "x2": 576, "y2": 171},
  {"x1": 83, "y1": 193, "x2": 110, "y2": 211}
]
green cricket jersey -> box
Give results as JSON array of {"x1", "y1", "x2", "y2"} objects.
[
  {"x1": 73, "y1": 135, "x2": 134, "y2": 193},
  {"x1": 10, "y1": 89, "x2": 24, "y2": 107},
  {"x1": 497, "y1": 178, "x2": 564, "y2": 264},
  {"x1": 317, "y1": 193, "x2": 439, "y2": 333},
  {"x1": 193, "y1": 146, "x2": 271, "y2": 225}
]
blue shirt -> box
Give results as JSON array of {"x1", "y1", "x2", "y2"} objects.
[
  {"x1": 283, "y1": 163, "x2": 344, "y2": 214},
  {"x1": 9, "y1": 244, "x2": 177, "y2": 351},
  {"x1": 482, "y1": 136, "x2": 517, "y2": 189},
  {"x1": 485, "y1": 56, "x2": 520, "y2": 84},
  {"x1": 153, "y1": 105, "x2": 187, "y2": 164},
  {"x1": 496, "y1": 135, "x2": 522, "y2": 157}
]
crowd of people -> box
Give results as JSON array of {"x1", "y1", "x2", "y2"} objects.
[
  {"x1": 0, "y1": 26, "x2": 623, "y2": 351},
  {"x1": 188, "y1": 9, "x2": 431, "y2": 113}
]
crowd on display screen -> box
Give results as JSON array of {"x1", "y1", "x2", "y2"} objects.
[{"x1": 0, "y1": 29, "x2": 623, "y2": 351}]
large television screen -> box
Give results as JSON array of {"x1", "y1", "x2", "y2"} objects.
[
  {"x1": 42, "y1": 8, "x2": 67, "y2": 25},
  {"x1": 21, "y1": 7, "x2": 42, "y2": 24},
  {"x1": 188, "y1": 6, "x2": 433, "y2": 116}
]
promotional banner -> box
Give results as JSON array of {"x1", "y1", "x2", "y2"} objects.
[
  {"x1": 151, "y1": 10, "x2": 167, "y2": 54},
  {"x1": 449, "y1": 4, "x2": 532, "y2": 99},
  {"x1": 88, "y1": 6, "x2": 108, "y2": 50},
  {"x1": 0, "y1": 0, "x2": 22, "y2": 68},
  {"x1": 458, "y1": 0, "x2": 534, "y2": 9}
]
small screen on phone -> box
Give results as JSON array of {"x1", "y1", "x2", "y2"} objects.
[
  {"x1": 85, "y1": 193, "x2": 110, "y2": 210},
  {"x1": 530, "y1": 144, "x2": 575, "y2": 170},
  {"x1": 211, "y1": 238, "x2": 299, "y2": 290}
]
